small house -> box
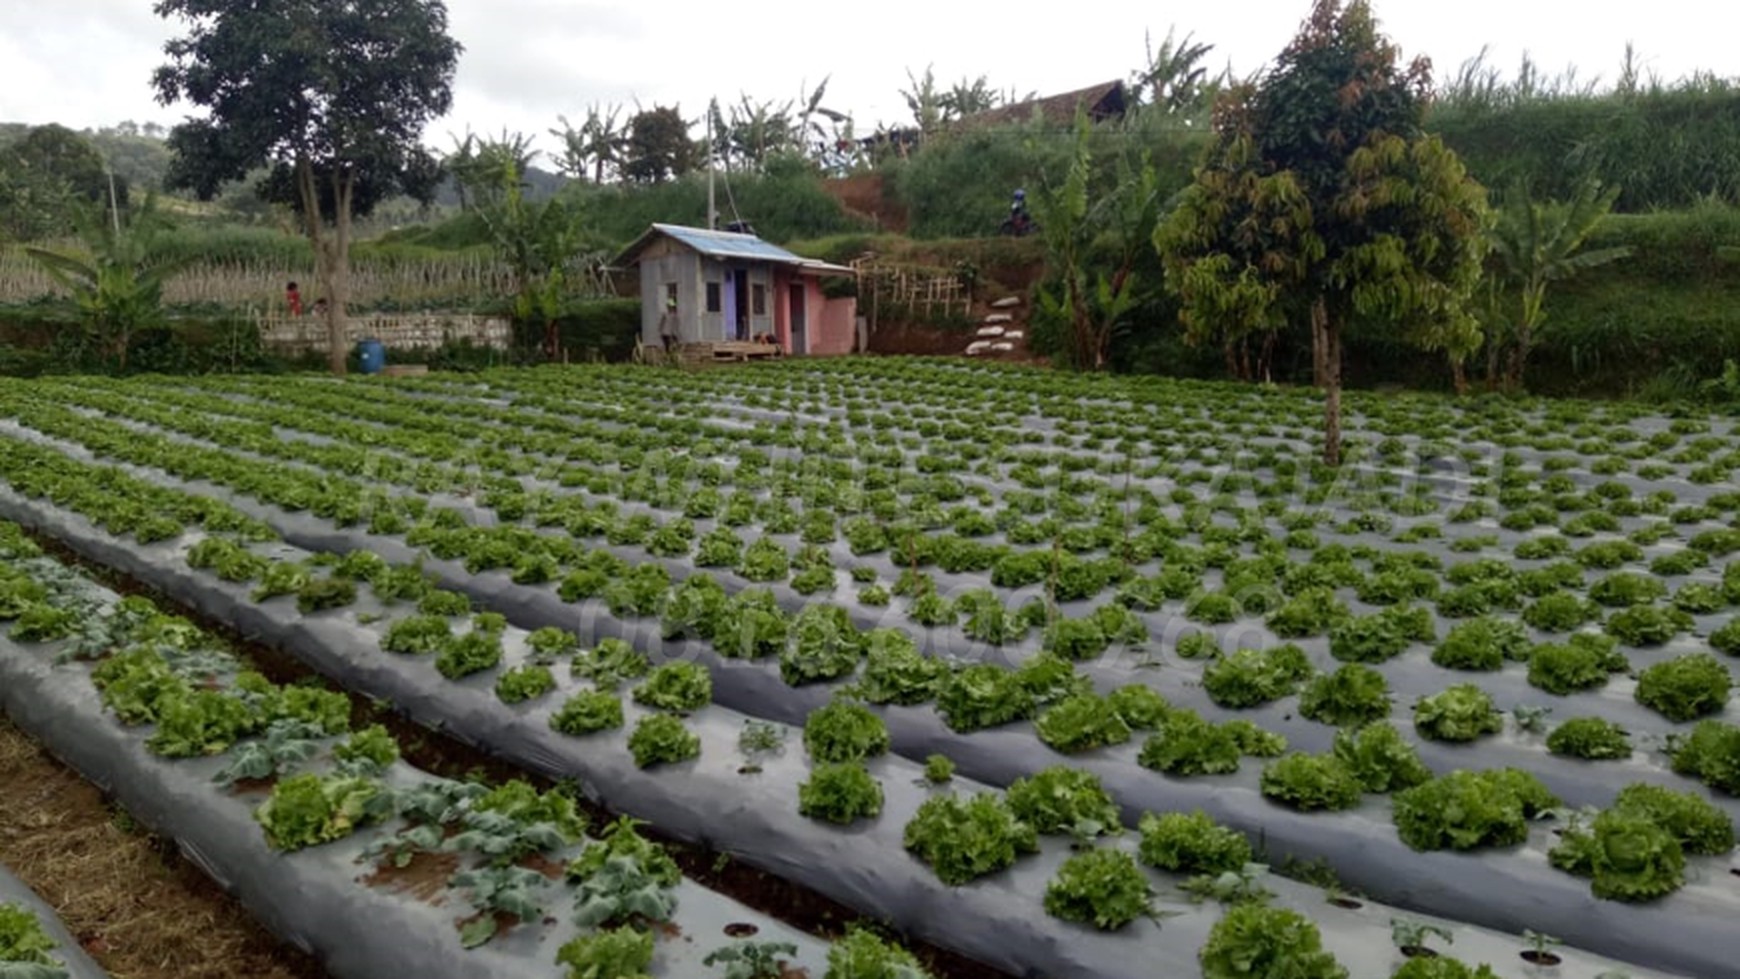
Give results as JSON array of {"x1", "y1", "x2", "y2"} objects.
[{"x1": 613, "y1": 223, "x2": 859, "y2": 355}]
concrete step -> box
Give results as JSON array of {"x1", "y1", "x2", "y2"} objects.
[
  {"x1": 984, "y1": 313, "x2": 1015, "y2": 325},
  {"x1": 990, "y1": 296, "x2": 1022, "y2": 309}
]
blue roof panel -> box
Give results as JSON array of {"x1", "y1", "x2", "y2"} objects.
[{"x1": 651, "y1": 223, "x2": 805, "y2": 264}]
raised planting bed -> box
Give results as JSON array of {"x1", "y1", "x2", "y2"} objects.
[{"x1": 0, "y1": 862, "x2": 111, "y2": 979}]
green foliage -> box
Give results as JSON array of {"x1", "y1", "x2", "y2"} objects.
[
  {"x1": 333, "y1": 724, "x2": 401, "y2": 773},
  {"x1": 555, "y1": 926, "x2": 654, "y2": 979},
  {"x1": 1393, "y1": 769, "x2": 1560, "y2": 851},
  {"x1": 704, "y1": 940, "x2": 802, "y2": 979},
  {"x1": 1043, "y1": 848, "x2": 1153, "y2": 930},
  {"x1": 254, "y1": 773, "x2": 391, "y2": 851},
  {"x1": 1266, "y1": 589, "x2": 1352, "y2": 637},
  {"x1": 147, "y1": 689, "x2": 259, "y2": 758},
  {"x1": 1137, "y1": 709, "x2": 1243, "y2": 776},
  {"x1": 1546, "y1": 717, "x2": 1632, "y2": 760},
  {"x1": 1635, "y1": 653, "x2": 1732, "y2": 721},
  {"x1": 1201, "y1": 644, "x2": 1314, "y2": 708},
  {"x1": 1329, "y1": 605, "x2": 1433, "y2": 662},
  {"x1": 782, "y1": 604, "x2": 864, "y2": 685},
  {"x1": 1298, "y1": 664, "x2": 1391, "y2": 727},
  {"x1": 1412, "y1": 685, "x2": 1503, "y2": 742},
  {"x1": 1431, "y1": 617, "x2": 1530, "y2": 671},
  {"x1": 1137, "y1": 810, "x2": 1251, "y2": 875},
  {"x1": 803, "y1": 700, "x2": 890, "y2": 764},
  {"x1": 434, "y1": 629, "x2": 503, "y2": 679},
  {"x1": 1528, "y1": 633, "x2": 1628, "y2": 695},
  {"x1": 902, "y1": 792, "x2": 1039, "y2": 885},
  {"x1": 526, "y1": 626, "x2": 580, "y2": 660},
  {"x1": 1611, "y1": 783, "x2": 1735, "y2": 855},
  {"x1": 1669, "y1": 720, "x2": 1740, "y2": 793},
  {"x1": 936, "y1": 664, "x2": 1035, "y2": 732},
  {"x1": 1198, "y1": 903, "x2": 1348, "y2": 979},
  {"x1": 567, "y1": 816, "x2": 681, "y2": 889},
  {"x1": 822, "y1": 926, "x2": 932, "y2": 979},
  {"x1": 857, "y1": 630, "x2": 945, "y2": 705},
  {"x1": 495, "y1": 664, "x2": 556, "y2": 704},
  {"x1": 381, "y1": 614, "x2": 451, "y2": 655},
  {"x1": 923, "y1": 754, "x2": 956, "y2": 784},
  {"x1": 1036, "y1": 692, "x2": 1135, "y2": 753},
  {"x1": 1106, "y1": 684, "x2": 1172, "y2": 729},
  {"x1": 1004, "y1": 766, "x2": 1122, "y2": 838},
  {"x1": 1260, "y1": 753, "x2": 1365, "y2": 811},
  {"x1": 632, "y1": 661, "x2": 713, "y2": 713},
  {"x1": 0, "y1": 901, "x2": 62, "y2": 970},
  {"x1": 1550, "y1": 809, "x2": 1686, "y2": 902},
  {"x1": 572, "y1": 638, "x2": 651, "y2": 688},
  {"x1": 1331, "y1": 722, "x2": 1433, "y2": 793},
  {"x1": 628, "y1": 714, "x2": 700, "y2": 768},
  {"x1": 1389, "y1": 958, "x2": 1500, "y2": 979},
  {"x1": 8, "y1": 604, "x2": 78, "y2": 642},
  {"x1": 799, "y1": 762, "x2": 885, "y2": 825}
]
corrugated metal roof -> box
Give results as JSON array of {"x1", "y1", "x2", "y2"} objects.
[
  {"x1": 612, "y1": 223, "x2": 857, "y2": 277},
  {"x1": 649, "y1": 223, "x2": 807, "y2": 263}
]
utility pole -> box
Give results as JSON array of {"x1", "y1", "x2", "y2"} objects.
[{"x1": 706, "y1": 97, "x2": 717, "y2": 231}]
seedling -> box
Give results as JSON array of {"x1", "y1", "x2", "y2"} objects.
[
  {"x1": 703, "y1": 940, "x2": 800, "y2": 979},
  {"x1": 451, "y1": 865, "x2": 548, "y2": 948},
  {"x1": 921, "y1": 753, "x2": 956, "y2": 785},
  {"x1": 1179, "y1": 863, "x2": 1272, "y2": 905},
  {"x1": 1512, "y1": 704, "x2": 1554, "y2": 735},
  {"x1": 739, "y1": 720, "x2": 786, "y2": 756},
  {"x1": 1390, "y1": 917, "x2": 1453, "y2": 957},
  {"x1": 1522, "y1": 930, "x2": 1563, "y2": 967}
]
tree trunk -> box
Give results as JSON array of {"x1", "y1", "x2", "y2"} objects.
[
  {"x1": 1485, "y1": 333, "x2": 1502, "y2": 392},
  {"x1": 1224, "y1": 339, "x2": 1240, "y2": 379},
  {"x1": 1322, "y1": 317, "x2": 1343, "y2": 468},
  {"x1": 1505, "y1": 329, "x2": 1529, "y2": 393},
  {"x1": 1450, "y1": 356, "x2": 1468, "y2": 396},
  {"x1": 1310, "y1": 297, "x2": 1328, "y2": 388}
]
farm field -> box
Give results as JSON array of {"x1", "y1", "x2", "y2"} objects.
[{"x1": 2, "y1": 357, "x2": 1738, "y2": 978}]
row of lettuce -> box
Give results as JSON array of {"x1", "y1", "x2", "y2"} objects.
[{"x1": 2, "y1": 420, "x2": 1736, "y2": 921}]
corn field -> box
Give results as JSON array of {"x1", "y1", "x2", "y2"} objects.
[{"x1": 0, "y1": 246, "x2": 617, "y2": 311}]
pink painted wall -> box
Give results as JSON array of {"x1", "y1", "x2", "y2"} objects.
[{"x1": 770, "y1": 271, "x2": 855, "y2": 355}]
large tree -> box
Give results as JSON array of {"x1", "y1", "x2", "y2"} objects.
[
  {"x1": 1156, "y1": 0, "x2": 1488, "y2": 465},
  {"x1": 152, "y1": 0, "x2": 461, "y2": 374},
  {"x1": 620, "y1": 106, "x2": 697, "y2": 184}
]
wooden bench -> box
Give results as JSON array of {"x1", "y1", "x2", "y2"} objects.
[{"x1": 710, "y1": 341, "x2": 784, "y2": 362}]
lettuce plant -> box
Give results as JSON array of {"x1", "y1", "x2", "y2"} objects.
[
  {"x1": 555, "y1": 926, "x2": 653, "y2": 979},
  {"x1": 1413, "y1": 685, "x2": 1503, "y2": 742},
  {"x1": 255, "y1": 773, "x2": 393, "y2": 851},
  {"x1": 1201, "y1": 644, "x2": 1313, "y2": 708},
  {"x1": 1004, "y1": 767, "x2": 1121, "y2": 838},
  {"x1": 902, "y1": 792, "x2": 1038, "y2": 885},
  {"x1": 632, "y1": 661, "x2": 713, "y2": 713},
  {"x1": 1035, "y1": 692, "x2": 1134, "y2": 754},
  {"x1": 1137, "y1": 710, "x2": 1242, "y2": 776},
  {"x1": 1198, "y1": 904, "x2": 1348, "y2": 979},
  {"x1": 628, "y1": 714, "x2": 700, "y2": 768},
  {"x1": 1298, "y1": 664, "x2": 1391, "y2": 728},
  {"x1": 799, "y1": 762, "x2": 884, "y2": 825},
  {"x1": 1043, "y1": 848, "x2": 1152, "y2": 931},
  {"x1": 822, "y1": 927, "x2": 931, "y2": 979},
  {"x1": 1331, "y1": 722, "x2": 1432, "y2": 793},
  {"x1": 857, "y1": 630, "x2": 945, "y2": 705},
  {"x1": 495, "y1": 665, "x2": 557, "y2": 704},
  {"x1": 0, "y1": 902, "x2": 63, "y2": 971},
  {"x1": 1546, "y1": 717, "x2": 1632, "y2": 760},
  {"x1": 1669, "y1": 720, "x2": 1740, "y2": 793},
  {"x1": 1259, "y1": 753, "x2": 1364, "y2": 811},
  {"x1": 803, "y1": 700, "x2": 890, "y2": 764},
  {"x1": 936, "y1": 664, "x2": 1035, "y2": 732},
  {"x1": 1431, "y1": 617, "x2": 1529, "y2": 671},
  {"x1": 1393, "y1": 769, "x2": 1559, "y2": 851},
  {"x1": 1136, "y1": 810, "x2": 1251, "y2": 875},
  {"x1": 1527, "y1": 634, "x2": 1628, "y2": 695},
  {"x1": 1635, "y1": 653, "x2": 1732, "y2": 721}
]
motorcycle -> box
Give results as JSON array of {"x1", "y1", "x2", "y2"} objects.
[{"x1": 999, "y1": 209, "x2": 1039, "y2": 237}]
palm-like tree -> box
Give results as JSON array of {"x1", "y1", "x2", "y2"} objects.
[
  {"x1": 1483, "y1": 178, "x2": 1632, "y2": 390},
  {"x1": 26, "y1": 194, "x2": 188, "y2": 372},
  {"x1": 552, "y1": 104, "x2": 628, "y2": 184}
]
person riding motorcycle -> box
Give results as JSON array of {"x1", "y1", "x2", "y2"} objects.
[{"x1": 1001, "y1": 188, "x2": 1037, "y2": 236}]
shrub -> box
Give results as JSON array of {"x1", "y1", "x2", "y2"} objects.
[
  {"x1": 798, "y1": 763, "x2": 885, "y2": 825},
  {"x1": 1198, "y1": 904, "x2": 1348, "y2": 979},
  {"x1": 1043, "y1": 849, "x2": 1152, "y2": 931},
  {"x1": 1635, "y1": 654, "x2": 1732, "y2": 721},
  {"x1": 1413, "y1": 685, "x2": 1503, "y2": 742},
  {"x1": 1259, "y1": 753, "x2": 1364, "y2": 811},
  {"x1": 1136, "y1": 810, "x2": 1251, "y2": 875},
  {"x1": 1298, "y1": 665, "x2": 1391, "y2": 728},
  {"x1": 1546, "y1": 717, "x2": 1632, "y2": 760}
]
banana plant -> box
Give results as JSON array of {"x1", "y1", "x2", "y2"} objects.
[{"x1": 25, "y1": 194, "x2": 191, "y2": 372}]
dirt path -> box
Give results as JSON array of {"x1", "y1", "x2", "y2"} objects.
[{"x1": 0, "y1": 716, "x2": 327, "y2": 979}]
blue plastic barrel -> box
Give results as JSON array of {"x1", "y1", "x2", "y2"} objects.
[{"x1": 356, "y1": 338, "x2": 386, "y2": 375}]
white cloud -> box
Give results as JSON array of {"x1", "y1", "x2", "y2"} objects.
[{"x1": 1, "y1": 0, "x2": 1736, "y2": 159}]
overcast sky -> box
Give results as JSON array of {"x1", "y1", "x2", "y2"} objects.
[{"x1": 3, "y1": 0, "x2": 1738, "y2": 161}]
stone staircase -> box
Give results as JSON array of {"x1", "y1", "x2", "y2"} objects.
[{"x1": 963, "y1": 295, "x2": 1030, "y2": 360}]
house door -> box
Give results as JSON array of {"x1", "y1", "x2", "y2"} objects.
[
  {"x1": 733, "y1": 269, "x2": 750, "y2": 340},
  {"x1": 789, "y1": 283, "x2": 806, "y2": 354}
]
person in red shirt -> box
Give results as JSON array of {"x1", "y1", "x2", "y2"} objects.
[{"x1": 286, "y1": 281, "x2": 303, "y2": 316}]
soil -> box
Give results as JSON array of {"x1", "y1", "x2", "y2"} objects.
[
  {"x1": 360, "y1": 850, "x2": 459, "y2": 905},
  {"x1": 1400, "y1": 946, "x2": 1440, "y2": 958},
  {"x1": 22, "y1": 529, "x2": 1015, "y2": 979},
  {"x1": 1521, "y1": 950, "x2": 1564, "y2": 966},
  {"x1": 1326, "y1": 897, "x2": 1364, "y2": 910},
  {"x1": 517, "y1": 853, "x2": 566, "y2": 881},
  {"x1": 0, "y1": 716, "x2": 327, "y2": 979},
  {"x1": 821, "y1": 174, "x2": 907, "y2": 233}
]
